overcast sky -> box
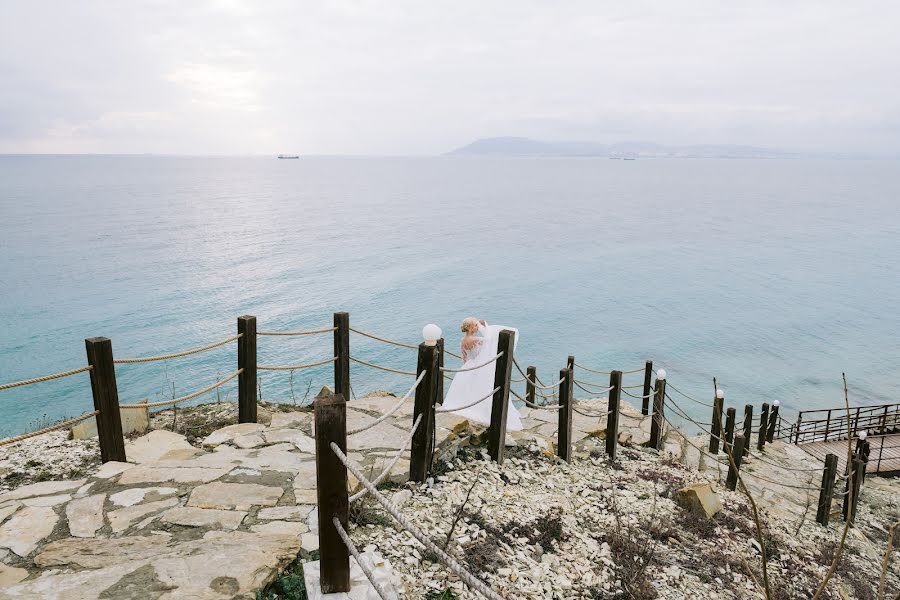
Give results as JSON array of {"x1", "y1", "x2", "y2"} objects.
[{"x1": 1, "y1": 1, "x2": 898, "y2": 155}]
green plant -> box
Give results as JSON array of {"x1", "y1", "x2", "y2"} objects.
[
  {"x1": 425, "y1": 588, "x2": 459, "y2": 600},
  {"x1": 257, "y1": 559, "x2": 307, "y2": 600}
]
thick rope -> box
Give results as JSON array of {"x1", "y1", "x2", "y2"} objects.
[
  {"x1": 512, "y1": 388, "x2": 563, "y2": 410},
  {"x1": 257, "y1": 326, "x2": 336, "y2": 336},
  {"x1": 114, "y1": 334, "x2": 242, "y2": 364},
  {"x1": 258, "y1": 357, "x2": 338, "y2": 371},
  {"x1": 665, "y1": 383, "x2": 715, "y2": 408},
  {"x1": 440, "y1": 352, "x2": 503, "y2": 373},
  {"x1": 573, "y1": 406, "x2": 614, "y2": 418},
  {"x1": 330, "y1": 443, "x2": 506, "y2": 600},
  {"x1": 436, "y1": 387, "x2": 500, "y2": 413},
  {"x1": 0, "y1": 411, "x2": 99, "y2": 446},
  {"x1": 350, "y1": 357, "x2": 416, "y2": 376},
  {"x1": 350, "y1": 328, "x2": 417, "y2": 349},
  {"x1": 573, "y1": 379, "x2": 615, "y2": 393},
  {"x1": 0, "y1": 365, "x2": 93, "y2": 391},
  {"x1": 348, "y1": 373, "x2": 426, "y2": 435},
  {"x1": 444, "y1": 348, "x2": 463, "y2": 360},
  {"x1": 512, "y1": 359, "x2": 563, "y2": 390},
  {"x1": 350, "y1": 415, "x2": 422, "y2": 503},
  {"x1": 622, "y1": 389, "x2": 654, "y2": 400},
  {"x1": 332, "y1": 517, "x2": 393, "y2": 600},
  {"x1": 573, "y1": 362, "x2": 610, "y2": 375},
  {"x1": 120, "y1": 369, "x2": 242, "y2": 409}
]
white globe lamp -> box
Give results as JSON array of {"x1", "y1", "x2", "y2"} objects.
[
  {"x1": 858, "y1": 430, "x2": 867, "y2": 440},
  {"x1": 656, "y1": 369, "x2": 666, "y2": 380},
  {"x1": 422, "y1": 324, "x2": 442, "y2": 346},
  {"x1": 716, "y1": 388, "x2": 724, "y2": 399}
]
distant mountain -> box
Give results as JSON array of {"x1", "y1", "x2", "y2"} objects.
[{"x1": 448, "y1": 137, "x2": 796, "y2": 159}]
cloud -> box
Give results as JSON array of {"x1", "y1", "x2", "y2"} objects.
[{"x1": 0, "y1": 1, "x2": 898, "y2": 155}]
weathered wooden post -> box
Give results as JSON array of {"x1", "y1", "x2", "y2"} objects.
[
  {"x1": 85, "y1": 337, "x2": 126, "y2": 463},
  {"x1": 333, "y1": 312, "x2": 350, "y2": 398},
  {"x1": 410, "y1": 335, "x2": 439, "y2": 482},
  {"x1": 710, "y1": 388, "x2": 724, "y2": 454},
  {"x1": 237, "y1": 315, "x2": 257, "y2": 423},
  {"x1": 724, "y1": 407, "x2": 736, "y2": 456},
  {"x1": 488, "y1": 330, "x2": 515, "y2": 464},
  {"x1": 641, "y1": 360, "x2": 653, "y2": 415},
  {"x1": 742, "y1": 404, "x2": 753, "y2": 457},
  {"x1": 649, "y1": 370, "x2": 667, "y2": 451},
  {"x1": 606, "y1": 370, "x2": 622, "y2": 460},
  {"x1": 526, "y1": 366, "x2": 537, "y2": 406},
  {"x1": 725, "y1": 433, "x2": 746, "y2": 491},
  {"x1": 843, "y1": 458, "x2": 864, "y2": 523},
  {"x1": 567, "y1": 355, "x2": 574, "y2": 374},
  {"x1": 816, "y1": 453, "x2": 838, "y2": 526},
  {"x1": 314, "y1": 393, "x2": 349, "y2": 592},
  {"x1": 757, "y1": 402, "x2": 770, "y2": 451},
  {"x1": 557, "y1": 367, "x2": 574, "y2": 461},
  {"x1": 855, "y1": 434, "x2": 870, "y2": 483},
  {"x1": 766, "y1": 400, "x2": 780, "y2": 443},
  {"x1": 436, "y1": 337, "x2": 445, "y2": 406}
]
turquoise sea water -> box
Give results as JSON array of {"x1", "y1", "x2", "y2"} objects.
[{"x1": 1, "y1": 155, "x2": 898, "y2": 435}]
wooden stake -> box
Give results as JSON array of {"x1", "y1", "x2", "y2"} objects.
[
  {"x1": 526, "y1": 366, "x2": 537, "y2": 406},
  {"x1": 333, "y1": 312, "x2": 350, "y2": 398},
  {"x1": 641, "y1": 360, "x2": 653, "y2": 415},
  {"x1": 488, "y1": 330, "x2": 515, "y2": 464},
  {"x1": 558, "y1": 367, "x2": 573, "y2": 461},
  {"x1": 816, "y1": 453, "x2": 838, "y2": 526},
  {"x1": 314, "y1": 393, "x2": 349, "y2": 592},
  {"x1": 724, "y1": 407, "x2": 736, "y2": 456},
  {"x1": 410, "y1": 342, "x2": 438, "y2": 482},
  {"x1": 84, "y1": 337, "x2": 126, "y2": 463},
  {"x1": 237, "y1": 315, "x2": 257, "y2": 423},
  {"x1": 710, "y1": 393, "x2": 724, "y2": 454},
  {"x1": 766, "y1": 403, "x2": 780, "y2": 443},
  {"x1": 725, "y1": 433, "x2": 746, "y2": 491},
  {"x1": 606, "y1": 370, "x2": 622, "y2": 460},
  {"x1": 843, "y1": 458, "x2": 864, "y2": 523},
  {"x1": 757, "y1": 402, "x2": 770, "y2": 451},
  {"x1": 649, "y1": 375, "x2": 667, "y2": 451},
  {"x1": 742, "y1": 404, "x2": 753, "y2": 457}
]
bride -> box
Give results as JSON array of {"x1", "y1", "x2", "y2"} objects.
[{"x1": 441, "y1": 317, "x2": 523, "y2": 431}]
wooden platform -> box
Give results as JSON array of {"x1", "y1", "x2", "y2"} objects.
[{"x1": 798, "y1": 433, "x2": 900, "y2": 475}]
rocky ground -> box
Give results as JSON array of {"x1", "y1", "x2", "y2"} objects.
[{"x1": 1, "y1": 393, "x2": 898, "y2": 599}]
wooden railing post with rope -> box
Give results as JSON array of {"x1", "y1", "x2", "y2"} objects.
[
  {"x1": 410, "y1": 339, "x2": 438, "y2": 482},
  {"x1": 743, "y1": 404, "x2": 753, "y2": 457},
  {"x1": 526, "y1": 366, "x2": 537, "y2": 406},
  {"x1": 758, "y1": 402, "x2": 770, "y2": 451},
  {"x1": 710, "y1": 388, "x2": 724, "y2": 454},
  {"x1": 606, "y1": 370, "x2": 622, "y2": 460},
  {"x1": 843, "y1": 458, "x2": 864, "y2": 523},
  {"x1": 436, "y1": 337, "x2": 445, "y2": 406},
  {"x1": 641, "y1": 360, "x2": 653, "y2": 415},
  {"x1": 314, "y1": 392, "x2": 350, "y2": 592},
  {"x1": 766, "y1": 400, "x2": 780, "y2": 443},
  {"x1": 487, "y1": 329, "x2": 515, "y2": 464},
  {"x1": 816, "y1": 453, "x2": 838, "y2": 526},
  {"x1": 237, "y1": 315, "x2": 257, "y2": 424},
  {"x1": 725, "y1": 433, "x2": 746, "y2": 491},
  {"x1": 333, "y1": 312, "x2": 350, "y2": 398},
  {"x1": 724, "y1": 406, "x2": 736, "y2": 456},
  {"x1": 558, "y1": 366, "x2": 573, "y2": 461},
  {"x1": 649, "y1": 369, "x2": 667, "y2": 450},
  {"x1": 85, "y1": 337, "x2": 127, "y2": 463}
]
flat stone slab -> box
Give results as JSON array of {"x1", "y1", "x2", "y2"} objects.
[
  {"x1": 118, "y1": 465, "x2": 229, "y2": 485},
  {"x1": 304, "y1": 549, "x2": 400, "y2": 599},
  {"x1": 109, "y1": 486, "x2": 178, "y2": 507},
  {"x1": 161, "y1": 506, "x2": 247, "y2": 530},
  {"x1": 0, "y1": 505, "x2": 59, "y2": 556},
  {"x1": 203, "y1": 423, "x2": 266, "y2": 447},
  {"x1": 0, "y1": 479, "x2": 86, "y2": 503},
  {"x1": 65, "y1": 494, "x2": 105, "y2": 537},
  {"x1": 187, "y1": 482, "x2": 284, "y2": 511},
  {"x1": 108, "y1": 498, "x2": 180, "y2": 533},
  {"x1": 125, "y1": 430, "x2": 196, "y2": 464}
]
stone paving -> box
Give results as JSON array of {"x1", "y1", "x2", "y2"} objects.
[{"x1": 0, "y1": 393, "x2": 649, "y2": 599}]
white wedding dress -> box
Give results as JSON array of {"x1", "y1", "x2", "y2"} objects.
[{"x1": 441, "y1": 322, "x2": 523, "y2": 431}]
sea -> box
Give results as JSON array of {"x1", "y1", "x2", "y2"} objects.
[{"x1": 1, "y1": 155, "x2": 898, "y2": 436}]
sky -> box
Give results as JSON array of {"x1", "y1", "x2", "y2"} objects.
[{"x1": 1, "y1": 1, "x2": 899, "y2": 156}]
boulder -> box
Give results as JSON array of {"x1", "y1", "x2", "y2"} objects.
[
  {"x1": 125, "y1": 430, "x2": 195, "y2": 464},
  {"x1": 71, "y1": 400, "x2": 149, "y2": 440},
  {"x1": 676, "y1": 483, "x2": 722, "y2": 518}
]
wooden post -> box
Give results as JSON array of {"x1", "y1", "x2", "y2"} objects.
[
  {"x1": 567, "y1": 355, "x2": 574, "y2": 374},
  {"x1": 410, "y1": 342, "x2": 438, "y2": 482},
  {"x1": 488, "y1": 330, "x2": 515, "y2": 464},
  {"x1": 816, "y1": 453, "x2": 838, "y2": 526},
  {"x1": 605, "y1": 370, "x2": 622, "y2": 460},
  {"x1": 843, "y1": 458, "x2": 864, "y2": 523},
  {"x1": 723, "y1": 407, "x2": 736, "y2": 456},
  {"x1": 436, "y1": 337, "x2": 445, "y2": 406},
  {"x1": 526, "y1": 366, "x2": 537, "y2": 406},
  {"x1": 649, "y1": 373, "x2": 667, "y2": 451},
  {"x1": 710, "y1": 392, "x2": 724, "y2": 454},
  {"x1": 757, "y1": 403, "x2": 770, "y2": 451},
  {"x1": 84, "y1": 337, "x2": 126, "y2": 463},
  {"x1": 859, "y1": 439, "x2": 870, "y2": 484},
  {"x1": 725, "y1": 433, "x2": 746, "y2": 491},
  {"x1": 641, "y1": 360, "x2": 653, "y2": 415},
  {"x1": 558, "y1": 367, "x2": 573, "y2": 461},
  {"x1": 314, "y1": 393, "x2": 349, "y2": 592},
  {"x1": 742, "y1": 404, "x2": 753, "y2": 457},
  {"x1": 766, "y1": 402, "x2": 780, "y2": 443},
  {"x1": 333, "y1": 312, "x2": 350, "y2": 398},
  {"x1": 237, "y1": 315, "x2": 257, "y2": 423}
]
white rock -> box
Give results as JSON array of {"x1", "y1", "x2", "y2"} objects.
[
  {"x1": 187, "y1": 482, "x2": 283, "y2": 511},
  {"x1": 125, "y1": 430, "x2": 195, "y2": 464},
  {"x1": 21, "y1": 494, "x2": 71, "y2": 507},
  {"x1": 160, "y1": 506, "x2": 247, "y2": 530},
  {"x1": 66, "y1": 494, "x2": 106, "y2": 537},
  {"x1": 0, "y1": 506, "x2": 59, "y2": 556},
  {"x1": 108, "y1": 498, "x2": 179, "y2": 533},
  {"x1": 202, "y1": 423, "x2": 266, "y2": 447},
  {"x1": 92, "y1": 461, "x2": 134, "y2": 480},
  {"x1": 0, "y1": 479, "x2": 86, "y2": 503},
  {"x1": 109, "y1": 487, "x2": 178, "y2": 507}
]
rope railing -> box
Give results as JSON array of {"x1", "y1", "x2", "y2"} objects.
[
  {"x1": 573, "y1": 362, "x2": 610, "y2": 375},
  {"x1": 113, "y1": 334, "x2": 242, "y2": 364},
  {"x1": 436, "y1": 386, "x2": 499, "y2": 413},
  {"x1": 512, "y1": 388, "x2": 563, "y2": 410},
  {"x1": 573, "y1": 406, "x2": 614, "y2": 418},
  {"x1": 258, "y1": 326, "x2": 337, "y2": 336},
  {"x1": 0, "y1": 365, "x2": 93, "y2": 391},
  {"x1": 349, "y1": 415, "x2": 422, "y2": 503},
  {"x1": 332, "y1": 517, "x2": 393, "y2": 600},
  {"x1": 512, "y1": 359, "x2": 564, "y2": 390},
  {"x1": 330, "y1": 442, "x2": 505, "y2": 600},
  {"x1": 348, "y1": 373, "x2": 426, "y2": 435},
  {"x1": 349, "y1": 357, "x2": 417, "y2": 376},
  {"x1": 665, "y1": 383, "x2": 714, "y2": 408},
  {"x1": 0, "y1": 410, "x2": 100, "y2": 447},
  {"x1": 258, "y1": 357, "x2": 338, "y2": 371},
  {"x1": 120, "y1": 368, "x2": 242, "y2": 409},
  {"x1": 440, "y1": 352, "x2": 503, "y2": 373},
  {"x1": 573, "y1": 379, "x2": 615, "y2": 393},
  {"x1": 444, "y1": 348, "x2": 463, "y2": 360},
  {"x1": 622, "y1": 389, "x2": 654, "y2": 400},
  {"x1": 349, "y1": 327, "x2": 417, "y2": 349}
]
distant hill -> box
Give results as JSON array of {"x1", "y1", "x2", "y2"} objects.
[{"x1": 448, "y1": 137, "x2": 795, "y2": 159}]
